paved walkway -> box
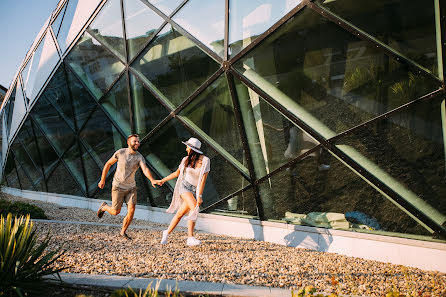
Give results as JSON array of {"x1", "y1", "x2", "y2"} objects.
[{"x1": 45, "y1": 272, "x2": 292, "y2": 297}]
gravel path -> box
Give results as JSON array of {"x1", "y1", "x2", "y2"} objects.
[{"x1": 3, "y1": 193, "x2": 446, "y2": 296}]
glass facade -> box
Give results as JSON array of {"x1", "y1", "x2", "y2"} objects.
[{"x1": 1, "y1": 0, "x2": 446, "y2": 242}]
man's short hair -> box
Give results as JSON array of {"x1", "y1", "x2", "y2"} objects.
[{"x1": 127, "y1": 134, "x2": 139, "y2": 140}]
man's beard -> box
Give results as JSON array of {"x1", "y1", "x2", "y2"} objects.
[{"x1": 130, "y1": 145, "x2": 139, "y2": 151}]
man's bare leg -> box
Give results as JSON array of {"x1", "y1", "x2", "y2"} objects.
[
  {"x1": 102, "y1": 204, "x2": 121, "y2": 216},
  {"x1": 121, "y1": 203, "x2": 135, "y2": 236}
]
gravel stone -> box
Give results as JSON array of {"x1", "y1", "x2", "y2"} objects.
[{"x1": 3, "y1": 193, "x2": 446, "y2": 296}]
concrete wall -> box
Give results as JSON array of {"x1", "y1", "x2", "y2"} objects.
[{"x1": 3, "y1": 186, "x2": 446, "y2": 273}]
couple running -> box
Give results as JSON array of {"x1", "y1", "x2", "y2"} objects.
[{"x1": 97, "y1": 134, "x2": 210, "y2": 246}]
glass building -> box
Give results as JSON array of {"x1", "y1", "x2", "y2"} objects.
[{"x1": 1, "y1": 0, "x2": 446, "y2": 242}]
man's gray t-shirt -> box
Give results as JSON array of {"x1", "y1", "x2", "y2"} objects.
[{"x1": 112, "y1": 148, "x2": 146, "y2": 190}]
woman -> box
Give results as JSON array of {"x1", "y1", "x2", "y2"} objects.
[{"x1": 156, "y1": 137, "x2": 210, "y2": 246}]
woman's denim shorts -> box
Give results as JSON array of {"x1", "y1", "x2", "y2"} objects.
[{"x1": 179, "y1": 180, "x2": 197, "y2": 196}]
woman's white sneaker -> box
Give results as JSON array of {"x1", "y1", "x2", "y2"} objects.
[
  {"x1": 186, "y1": 237, "x2": 201, "y2": 246},
  {"x1": 160, "y1": 230, "x2": 169, "y2": 244}
]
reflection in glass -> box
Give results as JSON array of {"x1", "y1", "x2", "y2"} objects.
[
  {"x1": 143, "y1": 167, "x2": 172, "y2": 207},
  {"x1": 22, "y1": 33, "x2": 60, "y2": 102},
  {"x1": 4, "y1": 155, "x2": 20, "y2": 189},
  {"x1": 333, "y1": 96, "x2": 446, "y2": 232},
  {"x1": 172, "y1": 0, "x2": 224, "y2": 57},
  {"x1": 52, "y1": 2, "x2": 67, "y2": 38},
  {"x1": 100, "y1": 75, "x2": 132, "y2": 136},
  {"x1": 79, "y1": 106, "x2": 126, "y2": 167},
  {"x1": 87, "y1": 0, "x2": 126, "y2": 61},
  {"x1": 234, "y1": 8, "x2": 440, "y2": 138},
  {"x1": 66, "y1": 32, "x2": 125, "y2": 100},
  {"x1": 131, "y1": 24, "x2": 220, "y2": 107},
  {"x1": 147, "y1": 0, "x2": 183, "y2": 16},
  {"x1": 141, "y1": 118, "x2": 249, "y2": 209},
  {"x1": 57, "y1": 0, "x2": 102, "y2": 53},
  {"x1": 124, "y1": 0, "x2": 165, "y2": 61},
  {"x1": 31, "y1": 94, "x2": 75, "y2": 156},
  {"x1": 316, "y1": 0, "x2": 439, "y2": 76},
  {"x1": 229, "y1": 0, "x2": 302, "y2": 57},
  {"x1": 129, "y1": 73, "x2": 169, "y2": 138},
  {"x1": 64, "y1": 143, "x2": 87, "y2": 193},
  {"x1": 46, "y1": 161, "x2": 83, "y2": 196},
  {"x1": 11, "y1": 121, "x2": 45, "y2": 192},
  {"x1": 233, "y1": 76, "x2": 320, "y2": 179},
  {"x1": 65, "y1": 65, "x2": 97, "y2": 129},
  {"x1": 79, "y1": 144, "x2": 102, "y2": 196},
  {"x1": 15, "y1": 161, "x2": 35, "y2": 191},
  {"x1": 4, "y1": 85, "x2": 17, "y2": 138},
  {"x1": 178, "y1": 75, "x2": 245, "y2": 164},
  {"x1": 206, "y1": 188, "x2": 259, "y2": 219},
  {"x1": 40, "y1": 67, "x2": 74, "y2": 130},
  {"x1": 32, "y1": 117, "x2": 60, "y2": 177},
  {"x1": 258, "y1": 150, "x2": 432, "y2": 238},
  {"x1": 8, "y1": 81, "x2": 27, "y2": 143},
  {"x1": 135, "y1": 169, "x2": 151, "y2": 206}
]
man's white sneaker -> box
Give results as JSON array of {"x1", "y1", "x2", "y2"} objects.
[
  {"x1": 160, "y1": 230, "x2": 169, "y2": 244},
  {"x1": 186, "y1": 237, "x2": 201, "y2": 246}
]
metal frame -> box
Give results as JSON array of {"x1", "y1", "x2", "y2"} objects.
[{"x1": 3, "y1": 0, "x2": 446, "y2": 239}]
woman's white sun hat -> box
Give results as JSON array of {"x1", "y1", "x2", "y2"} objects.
[{"x1": 182, "y1": 137, "x2": 203, "y2": 154}]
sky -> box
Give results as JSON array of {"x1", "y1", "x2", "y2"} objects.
[{"x1": 0, "y1": 0, "x2": 60, "y2": 89}]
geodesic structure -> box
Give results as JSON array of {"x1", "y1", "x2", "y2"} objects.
[{"x1": 1, "y1": 0, "x2": 446, "y2": 241}]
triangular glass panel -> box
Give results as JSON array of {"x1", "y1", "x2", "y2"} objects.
[
  {"x1": 229, "y1": 0, "x2": 302, "y2": 57},
  {"x1": 79, "y1": 106, "x2": 126, "y2": 167},
  {"x1": 178, "y1": 75, "x2": 245, "y2": 164},
  {"x1": 65, "y1": 32, "x2": 126, "y2": 100},
  {"x1": 11, "y1": 125, "x2": 45, "y2": 192},
  {"x1": 129, "y1": 72, "x2": 169, "y2": 138},
  {"x1": 87, "y1": 0, "x2": 126, "y2": 62},
  {"x1": 4, "y1": 85, "x2": 17, "y2": 139},
  {"x1": 234, "y1": 7, "x2": 441, "y2": 138},
  {"x1": 57, "y1": 0, "x2": 103, "y2": 53},
  {"x1": 14, "y1": 160, "x2": 36, "y2": 191},
  {"x1": 205, "y1": 188, "x2": 259, "y2": 219},
  {"x1": 232, "y1": 76, "x2": 319, "y2": 179},
  {"x1": 333, "y1": 95, "x2": 446, "y2": 234},
  {"x1": 258, "y1": 146, "x2": 434, "y2": 239},
  {"x1": 30, "y1": 94, "x2": 75, "y2": 156},
  {"x1": 63, "y1": 141, "x2": 87, "y2": 193},
  {"x1": 123, "y1": 0, "x2": 165, "y2": 61},
  {"x1": 100, "y1": 74, "x2": 132, "y2": 136},
  {"x1": 147, "y1": 0, "x2": 183, "y2": 16},
  {"x1": 46, "y1": 160, "x2": 84, "y2": 196},
  {"x1": 79, "y1": 143, "x2": 102, "y2": 196},
  {"x1": 140, "y1": 118, "x2": 249, "y2": 208},
  {"x1": 65, "y1": 65, "x2": 97, "y2": 129},
  {"x1": 315, "y1": 0, "x2": 439, "y2": 77},
  {"x1": 23, "y1": 32, "x2": 60, "y2": 102},
  {"x1": 4, "y1": 154, "x2": 20, "y2": 189},
  {"x1": 32, "y1": 118, "x2": 60, "y2": 177},
  {"x1": 131, "y1": 24, "x2": 220, "y2": 107},
  {"x1": 52, "y1": 2, "x2": 67, "y2": 38},
  {"x1": 172, "y1": 0, "x2": 225, "y2": 57},
  {"x1": 8, "y1": 81, "x2": 27, "y2": 143},
  {"x1": 39, "y1": 66, "x2": 75, "y2": 131}
]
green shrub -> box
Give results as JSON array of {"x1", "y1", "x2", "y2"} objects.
[
  {"x1": 0, "y1": 214, "x2": 64, "y2": 296},
  {"x1": 0, "y1": 199, "x2": 47, "y2": 219}
]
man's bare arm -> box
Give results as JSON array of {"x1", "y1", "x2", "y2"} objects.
[{"x1": 98, "y1": 157, "x2": 118, "y2": 189}]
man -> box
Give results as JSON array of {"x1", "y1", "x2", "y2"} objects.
[{"x1": 97, "y1": 134, "x2": 156, "y2": 239}]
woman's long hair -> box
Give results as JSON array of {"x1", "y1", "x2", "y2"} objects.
[{"x1": 185, "y1": 149, "x2": 202, "y2": 168}]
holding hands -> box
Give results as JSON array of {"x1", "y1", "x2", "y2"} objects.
[{"x1": 150, "y1": 179, "x2": 164, "y2": 188}]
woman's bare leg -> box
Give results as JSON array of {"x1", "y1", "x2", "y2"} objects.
[
  {"x1": 178, "y1": 192, "x2": 198, "y2": 237},
  {"x1": 167, "y1": 202, "x2": 189, "y2": 233}
]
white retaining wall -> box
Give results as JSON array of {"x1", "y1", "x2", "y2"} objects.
[{"x1": 3, "y1": 187, "x2": 446, "y2": 273}]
